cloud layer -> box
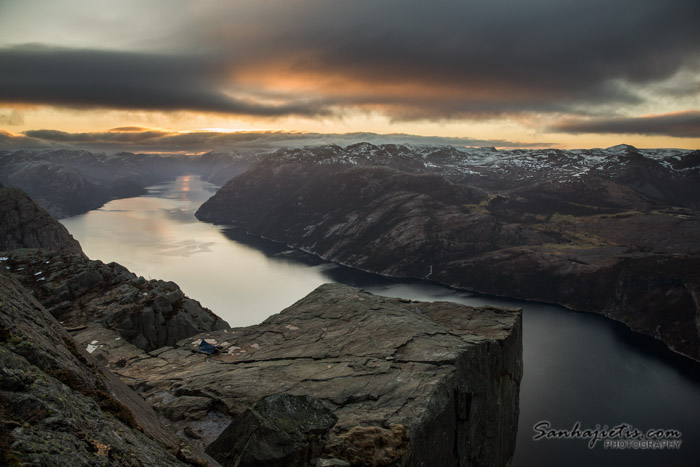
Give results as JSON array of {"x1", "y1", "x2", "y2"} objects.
[
  {"x1": 0, "y1": 127, "x2": 551, "y2": 153},
  {"x1": 552, "y1": 111, "x2": 700, "y2": 138},
  {"x1": 0, "y1": 46, "x2": 328, "y2": 117},
  {"x1": 1, "y1": 0, "x2": 699, "y2": 125}
]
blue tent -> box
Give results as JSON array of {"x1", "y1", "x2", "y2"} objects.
[{"x1": 198, "y1": 339, "x2": 218, "y2": 354}]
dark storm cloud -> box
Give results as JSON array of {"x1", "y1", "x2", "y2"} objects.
[
  {"x1": 2, "y1": 127, "x2": 551, "y2": 152},
  {"x1": 201, "y1": 0, "x2": 700, "y2": 114},
  {"x1": 552, "y1": 111, "x2": 700, "y2": 138},
  {"x1": 1, "y1": 0, "x2": 699, "y2": 120},
  {"x1": 660, "y1": 81, "x2": 700, "y2": 98},
  {"x1": 0, "y1": 45, "x2": 329, "y2": 117},
  {"x1": 24, "y1": 128, "x2": 170, "y2": 143}
]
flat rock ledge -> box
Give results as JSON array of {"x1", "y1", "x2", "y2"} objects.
[{"x1": 81, "y1": 283, "x2": 523, "y2": 466}]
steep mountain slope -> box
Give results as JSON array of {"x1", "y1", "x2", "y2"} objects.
[
  {"x1": 0, "y1": 185, "x2": 228, "y2": 353},
  {"x1": 0, "y1": 269, "x2": 210, "y2": 465},
  {"x1": 0, "y1": 178, "x2": 219, "y2": 464},
  {"x1": 197, "y1": 143, "x2": 700, "y2": 360},
  {"x1": 0, "y1": 183, "x2": 84, "y2": 255}
]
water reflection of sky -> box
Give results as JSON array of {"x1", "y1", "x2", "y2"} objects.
[
  {"x1": 61, "y1": 175, "x2": 332, "y2": 327},
  {"x1": 61, "y1": 175, "x2": 700, "y2": 467}
]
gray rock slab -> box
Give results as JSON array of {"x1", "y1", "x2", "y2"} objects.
[{"x1": 93, "y1": 283, "x2": 522, "y2": 466}]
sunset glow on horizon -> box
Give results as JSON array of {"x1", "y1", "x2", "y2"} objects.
[{"x1": 1, "y1": 0, "x2": 699, "y2": 152}]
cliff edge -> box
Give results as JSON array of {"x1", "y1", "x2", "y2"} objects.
[
  {"x1": 81, "y1": 283, "x2": 523, "y2": 466},
  {"x1": 2, "y1": 249, "x2": 230, "y2": 352},
  {"x1": 1, "y1": 185, "x2": 522, "y2": 465}
]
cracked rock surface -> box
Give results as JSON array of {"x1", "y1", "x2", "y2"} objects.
[{"x1": 80, "y1": 283, "x2": 522, "y2": 466}]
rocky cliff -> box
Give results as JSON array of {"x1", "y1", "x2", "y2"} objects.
[
  {"x1": 0, "y1": 184, "x2": 84, "y2": 255},
  {"x1": 0, "y1": 185, "x2": 522, "y2": 465},
  {"x1": 3, "y1": 250, "x2": 523, "y2": 466},
  {"x1": 196, "y1": 144, "x2": 700, "y2": 360},
  {"x1": 77, "y1": 283, "x2": 523, "y2": 467},
  {"x1": 0, "y1": 269, "x2": 213, "y2": 465},
  {"x1": 0, "y1": 185, "x2": 228, "y2": 353},
  {"x1": 1, "y1": 249, "x2": 229, "y2": 352},
  {"x1": 0, "y1": 187, "x2": 221, "y2": 464}
]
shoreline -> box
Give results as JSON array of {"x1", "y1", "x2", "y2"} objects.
[{"x1": 212, "y1": 221, "x2": 700, "y2": 368}]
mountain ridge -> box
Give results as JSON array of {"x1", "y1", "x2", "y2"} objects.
[{"x1": 196, "y1": 143, "x2": 700, "y2": 361}]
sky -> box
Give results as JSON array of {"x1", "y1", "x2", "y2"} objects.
[{"x1": 1, "y1": 0, "x2": 699, "y2": 152}]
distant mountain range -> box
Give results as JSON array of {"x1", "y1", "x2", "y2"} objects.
[
  {"x1": 196, "y1": 143, "x2": 700, "y2": 361},
  {"x1": 0, "y1": 149, "x2": 256, "y2": 218},
  {"x1": 2, "y1": 142, "x2": 698, "y2": 360}
]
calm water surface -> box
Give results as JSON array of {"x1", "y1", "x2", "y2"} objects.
[{"x1": 62, "y1": 175, "x2": 700, "y2": 467}]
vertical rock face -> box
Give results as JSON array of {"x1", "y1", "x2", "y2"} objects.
[
  {"x1": 0, "y1": 270, "x2": 210, "y2": 466},
  {"x1": 0, "y1": 184, "x2": 84, "y2": 256},
  {"x1": 85, "y1": 283, "x2": 523, "y2": 466}
]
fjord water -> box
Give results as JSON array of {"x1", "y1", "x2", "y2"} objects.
[{"x1": 61, "y1": 175, "x2": 700, "y2": 467}]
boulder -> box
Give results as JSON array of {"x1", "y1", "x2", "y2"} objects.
[{"x1": 206, "y1": 394, "x2": 337, "y2": 467}]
